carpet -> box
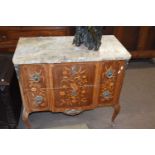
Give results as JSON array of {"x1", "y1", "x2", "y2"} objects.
[{"x1": 50, "y1": 123, "x2": 89, "y2": 129}]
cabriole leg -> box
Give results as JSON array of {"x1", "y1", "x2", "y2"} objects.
[
  {"x1": 112, "y1": 104, "x2": 120, "y2": 122},
  {"x1": 22, "y1": 108, "x2": 31, "y2": 128}
]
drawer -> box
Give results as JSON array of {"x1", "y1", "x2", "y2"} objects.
[
  {"x1": 51, "y1": 62, "x2": 96, "y2": 110},
  {"x1": 20, "y1": 64, "x2": 49, "y2": 89},
  {"x1": 98, "y1": 61, "x2": 122, "y2": 105},
  {"x1": 53, "y1": 85, "x2": 94, "y2": 109},
  {"x1": 24, "y1": 88, "x2": 49, "y2": 111},
  {"x1": 52, "y1": 62, "x2": 96, "y2": 89}
]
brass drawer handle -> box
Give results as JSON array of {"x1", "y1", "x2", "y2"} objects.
[
  {"x1": 71, "y1": 65, "x2": 77, "y2": 75},
  {"x1": 102, "y1": 90, "x2": 110, "y2": 98},
  {"x1": 34, "y1": 96, "x2": 43, "y2": 105},
  {"x1": 106, "y1": 70, "x2": 113, "y2": 78},
  {"x1": 71, "y1": 89, "x2": 77, "y2": 96},
  {"x1": 31, "y1": 73, "x2": 41, "y2": 82}
]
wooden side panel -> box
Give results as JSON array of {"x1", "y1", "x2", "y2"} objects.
[
  {"x1": 20, "y1": 64, "x2": 50, "y2": 111},
  {"x1": 112, "y1": 61, "x2": 126, "y2": 104},
  {"x1": 51, "y1": 62, "x2": 96, "y2": 111},
  {"x1": 98, "y1": 61, "x2": 122, "y2": 105}
]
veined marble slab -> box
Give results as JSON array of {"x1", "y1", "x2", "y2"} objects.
[{"x1": 13, "y1": 35, "x2": 131, "y2": 65}]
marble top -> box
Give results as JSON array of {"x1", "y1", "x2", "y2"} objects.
[{"x1": 13, "y1": 35, "x2": 131, "y2": 65}]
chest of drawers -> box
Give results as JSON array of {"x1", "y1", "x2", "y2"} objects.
[{"x1": 13, "y1": 35, "x2": 131, "y2": 128}]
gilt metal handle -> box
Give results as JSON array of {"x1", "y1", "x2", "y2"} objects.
[
  {"x1": 71, "y1": 89, "x2": 77, "y2": 97},
  {"x1": 71, "y1": 65, "x2": 77, "y2": 75},
  {"x1": 31, "y1": 73, "x2": 41, "y2": 82},
  {"x1": 35, "y1": 96, "x2": 43, "y2": 105},
  {"x1": 102, "y1": 90, "x2": 110, "y2": 98},
  {"x1": 106, "y1": 70, "x2": 113, "y2": 78}
]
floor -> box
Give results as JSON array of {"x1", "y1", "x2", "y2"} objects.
[{"x1": 18, "y1": 60, "x2": 155, "y2": 129}]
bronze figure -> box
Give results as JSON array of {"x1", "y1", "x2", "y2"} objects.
[{"x1": 73, "y1": 26, "x2": 103, "y2": 51}]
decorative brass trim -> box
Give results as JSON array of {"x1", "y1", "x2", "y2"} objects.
[
  {"x1": 102, "y1": 90, "x2": 111, "y2": 98},
  {"x1": 64, "y1": 109, "x2": 82, "y2": 116},
  {"x1": 31, "y1": 72, "x2": 41, "y2": 82},
  {"x1": 34, "y1": 95, "x2": 43, "y2": 105},
  {"x1": 106, "y1": 70, "x2": 113, "y2": 78},
  {"x1": 14, "y1": 65, "x2": 19, "y2": 79}
]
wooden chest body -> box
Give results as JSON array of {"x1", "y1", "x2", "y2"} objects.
[
  {"x1": 13, "y1": 36, "x2": 131, "y2": 128},
  {"x1": 19, "y1": 60, "x2": 125, "y2": 127}
]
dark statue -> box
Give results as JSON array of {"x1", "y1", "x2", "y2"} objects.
[{"x1": 73, "y1": 26, "x2": 103, "y2": 51}]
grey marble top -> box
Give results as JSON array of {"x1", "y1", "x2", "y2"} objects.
[{"x1": 13, "y1": 35, "x2": 131, "y2": 65}]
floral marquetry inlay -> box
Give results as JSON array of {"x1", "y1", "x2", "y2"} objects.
[
  {"x1": 20, "y1": 65, "x2": 49, "y2": 111},
  {"x1": 25, "y1": 88, "x2": 49, "y2": 110},
  {"x1": 52, "y1": 64, "x2": 95, "y2": 108},
  {"x1": 20, "y1": 64, "x2": 48, "y2": 90},
  {"x1": 99, "y1": 61, "x2": 120, "y2": 104}
]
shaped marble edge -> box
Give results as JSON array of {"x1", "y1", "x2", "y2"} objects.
[{"x1": 12, "y1": 35, "x2": 131, "y2": 65}]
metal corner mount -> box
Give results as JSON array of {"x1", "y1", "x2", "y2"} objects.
[
  {"x1": 14, "y1": 65, "x2": 19, "y2": 79},
  {"x1": 64, "y1": 109, "x2": 83, "y2": 116}
]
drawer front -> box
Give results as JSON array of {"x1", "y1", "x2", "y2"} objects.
[
  {"x1": 24, "y1": 88, "x2": 49, "y2": 111},
  {"x1": 98, "y1": 61, "x2": 122, "y2": 105},
  {"x1": 20, "y1": 64, "x2": 48, "y2": 89},
  {"x1": 51, "y1": 63, "x2": 96, "y2": 110},
  {"x1": 53, "y1": 86, "x2": 94, "y2": 109}
]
